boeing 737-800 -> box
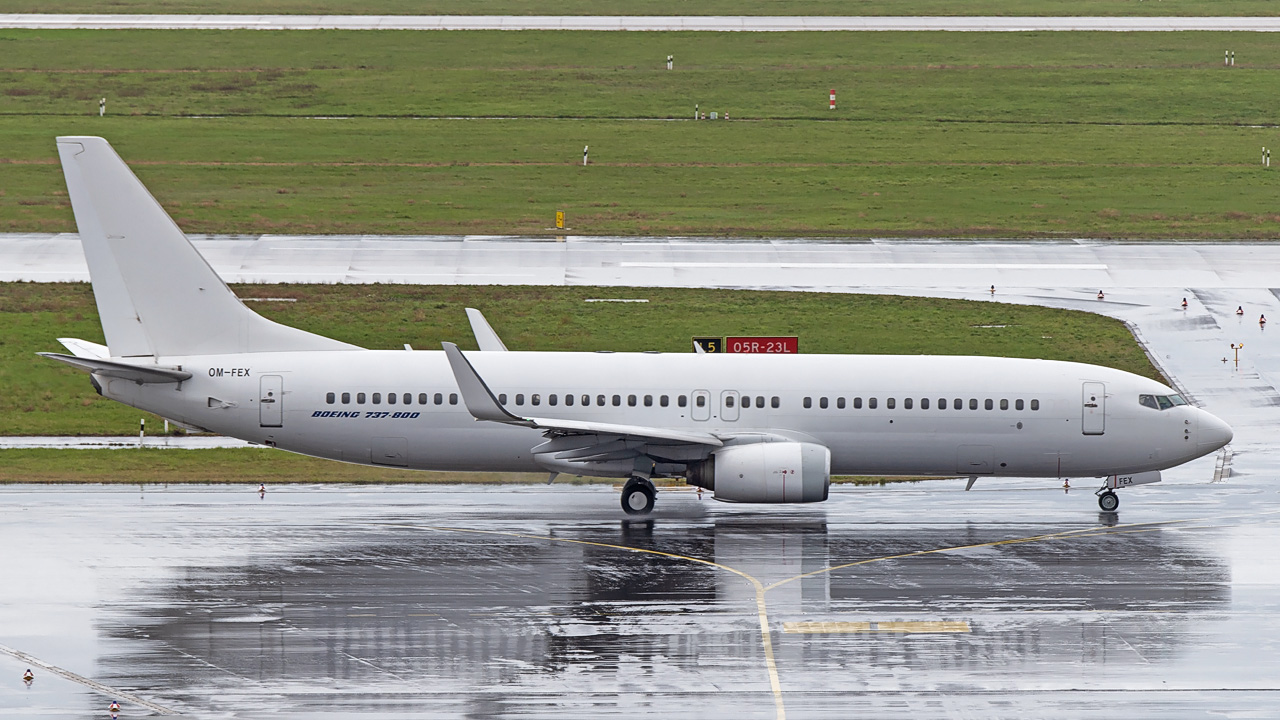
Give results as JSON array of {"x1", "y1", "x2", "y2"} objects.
[{"x1": 42, "y1": 137, "x2": 1233, "y2": 515}]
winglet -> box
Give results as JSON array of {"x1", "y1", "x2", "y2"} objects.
[
  {"x1": 441, "y1": 342, "x2": 528, "y2": 424},
  {"x1": 465, "y1": 308, "x2": 509, "y2": 351}
]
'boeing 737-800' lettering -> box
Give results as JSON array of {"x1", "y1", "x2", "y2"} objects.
[{"x1": 40, "y1": 136, "x2": 1234, "y2": 515}]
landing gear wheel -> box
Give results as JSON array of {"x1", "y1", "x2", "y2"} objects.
[
  {"x1": 621, "y1": 479, "x2": 656, "y2": 515},
  {"x1": 1098, "y1": 490, "x2": 1119, "y2": 512}
]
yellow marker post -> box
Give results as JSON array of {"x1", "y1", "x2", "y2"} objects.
[{"x1": 555, "y1": 211, "x2": 564, "y2": 229}]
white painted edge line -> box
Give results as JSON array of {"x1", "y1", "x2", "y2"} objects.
[
  {"x1": 619, "y1": 262, "x2": 1110, "y2": 270},
  {"x1": 0, "y1": 642, "x2": 177, "y2": 715}
]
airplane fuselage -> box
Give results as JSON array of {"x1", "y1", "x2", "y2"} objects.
[{"x1": 102, "y1": 350, "x2": 1224, "y2": 480}]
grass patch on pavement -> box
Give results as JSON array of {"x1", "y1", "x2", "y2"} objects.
[{"x1": 1, "y1": 31, "x2": 1280, "y2": 237}]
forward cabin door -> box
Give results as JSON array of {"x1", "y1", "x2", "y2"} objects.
[
  {"x1": 1082, "y1": 382, "x2": 1105, "y2": 435},
  {"x1": 260, "y1": 375, "x2": 283, "y2": 427}
]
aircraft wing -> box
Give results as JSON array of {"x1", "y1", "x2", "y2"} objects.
[
  {"x1": 38, "y1": 352, "x2": 193, "y2": 384},
  {"x1": 442, "y1": 342, "x2": 722, "y2": 448}
]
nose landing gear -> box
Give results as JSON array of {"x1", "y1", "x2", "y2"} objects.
[{"x1": 621, "y1": 477, "x2": 656, "y2": 515}]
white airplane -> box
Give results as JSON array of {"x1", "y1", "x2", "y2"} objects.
[{"x1": 43, "y1": 136, "x2": 1233, "y2": 515}]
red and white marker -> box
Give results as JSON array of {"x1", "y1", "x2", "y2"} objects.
[{"x1": 829, "y1": 89, "x2": 835, "y2": 109}]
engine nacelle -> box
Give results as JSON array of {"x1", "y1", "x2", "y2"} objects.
[{"x1": 686, "y1": 442, "x2": 830, "y2": 503}]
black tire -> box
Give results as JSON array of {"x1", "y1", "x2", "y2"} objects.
[
  {"x1": 1098, "y1": 491, "x2": 1119, "y2": 512},
  {"x1": 621, "y1": 481, "x2": 656, "y2": 515}
]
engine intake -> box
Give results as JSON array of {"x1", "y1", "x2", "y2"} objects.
[{"x1": 687, "y1": 442, "x2": 830, "y2": 503}]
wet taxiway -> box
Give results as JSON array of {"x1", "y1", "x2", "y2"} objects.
[{"x1": 3, "y1": 478, "x2": 1279, "y2": 719}]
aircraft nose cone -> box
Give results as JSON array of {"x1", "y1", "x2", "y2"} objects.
[{"x1": 1199, "y1": 411, "x2": 1234, "y2": 453}]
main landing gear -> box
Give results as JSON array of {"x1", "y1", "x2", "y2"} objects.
[
  {"x1": 621, "y1": 477, "x2": 656, "y2": 515},
  {"x1": 1096, "y1": 489, "x2": 1120, "y2": 512}
]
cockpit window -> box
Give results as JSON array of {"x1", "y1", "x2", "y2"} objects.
[{"x1": 1141, "y1": 393, "x2": 1187, "y2": 411}]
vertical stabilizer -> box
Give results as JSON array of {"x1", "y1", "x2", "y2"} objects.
[{"x1": 56, "y1": 137, "x2": 357, "y2": 357}]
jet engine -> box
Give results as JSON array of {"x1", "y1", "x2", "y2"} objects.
[{"x1": 686, "y1": 442, "x2": 830, "y2": 503}]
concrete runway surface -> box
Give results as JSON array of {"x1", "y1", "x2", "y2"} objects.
[
  {"x1": 4, "y1": 15, "x2": 1280, "y2": 31},
  {"x1": 4, "y1": 235, "x2": 1280, "y2": 717}
]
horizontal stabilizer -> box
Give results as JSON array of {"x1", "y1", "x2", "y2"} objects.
[
  {"x1": 57, "y1": 337, "x2": 109, "y2": 359},
  {"x1": 38, "y1": 352, "x2": 192, "y2": 384}
]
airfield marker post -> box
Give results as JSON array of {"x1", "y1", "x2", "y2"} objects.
[
  {"x1": 583, "y1": 145, "x2": 588, "y2": 166},
  {"x1": 99, "y1": 98, "x2": 105, "y2": 116},
  {"x1": 138, "y1": 418, "x2": 144, "y2": 447},
  {"x1": 829, "y1": 89, "x2": 836, "y2": 110},
  {"x1": 667, "y1": 54, "x2": 673, "y2": 70}
]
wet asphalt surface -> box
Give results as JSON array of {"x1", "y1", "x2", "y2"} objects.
[{"x1": 2, "y1": 474, "x2": 1278, "y2": 719}]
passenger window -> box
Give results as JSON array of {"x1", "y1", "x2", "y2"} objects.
[
  {"x1": 582, "y1": 394, "x2": 590, "y2": 406},
  {"x1": 357, "y1": 392, "x2": 366, "y2": 404},
  {"x1": 904, "y1": 398, "x2": 912, "y2": 410},
  {"x1": 756, "y1": 396, "x2": 765, "y2": 408},
  {"x1": 341, "y1": 392, "x2": 351, "y2": 404},
  {"x1": 628, "y1": 394, "x2": 637, "y2": 407},
  {"x1": 403, "y1": 393, "x2": 411, "y2": 405},
  {"x1": 886, "y1": 398, "x2": 895, "y2": 409},
  {"x1": 388, "y1": 393, "x2": 396, "y2": 405},
  {"x1": 372, "y1": 393, "x2": 381, "y2": 405},
  {"x1": 449, "y1": 393, "x2": 458, "y2": 405},
  {"x1": 614, "y1": 395, "x2": 622, "y2": 406},
  {"x1": 869, "y1": 397, "x2": 878, "y2": 409},
  {"x1": 1000, "y1": 399, "x2": 1008, "y2": 410},
  {"x1": 1030, "y1": 399, "x2": 1040, "y2": 411},
  {"x1": 565, "y1": 394, "x2": 574, "y2": 406},
  {"x1": 854, "y1": 397, "x2": 863, "y2": 409},
  {"x1": 549, "y1": 394, "x2": 558, "y2": 406},
  {"x1": 921, "y1": 398, "x2": 930, "y2": 410},
  {"x1": 771, "y1": 396, "x2": 780, "y2": 408},
  {"x1": 837, "y1": 397, "x2": 846, "y2": 409},
  {"x1": 1139, "y1": 394, "x2": 1158, "y2": 410},
  {"x1": 968, "y1": 398, "x2": 977, "y2": 410},
  {"x1": 418, "y1": 393, "x2": 428, "y2": 405},
  {"x1": 1016, "y1": 399, "x2": 1024, "y2": 410},
  {"x1": 515, "y1": 394, "x2": 524, "y2": 406},
  {"x1": 661, "y1": 395, "x2": 670, "y2": 407},
  {"x1": 499, "y1": 393, "x2": 507, "y2": 404},
  {"x1": 644, "y1": 395, "x2": 653, "y2": 407},
  {"x1": 531, "y1": 394, "x2": 541, "y2": 406},
  {"x1": 598, "y1": 395, "x2": 606, "y2": 406},
  {"x1": 819, "y1": 397, "x2": 827, "y2": 409},
  {"x1": 938, "y1": 398, "x2": 946, "y2": 410},
  {"x1": 728, "y1": 395, "x2": 738, "y2": 408},
  {"x1": 680, "y1": 395, "x2": 689, "y2": 407},
  {"x1": 953, "y1": 398, "x2": 962, "y2": 410},
  {"x1": 1156, "y1": 395, "x2": 1173, "y2": 410},
  {"x1": 695, "y1": 395, "x2": 706, "y2": 407},
  {"x1": 984, "y1": 399, "x2": 993, "y2": 410},
  {"x1": 326, "y1": 392, "x2": 335, "y2": 404},
  {"x1": 804, "y1": 397, "x2": 812, "y2": 409}
]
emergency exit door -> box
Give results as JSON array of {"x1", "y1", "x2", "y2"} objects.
[
  {"x1": 1082, "y1": 382, "x2": 1105, "y2": 435},
  {"x1": 260, "y1": 375, "x2": 283, "y2": 427}
]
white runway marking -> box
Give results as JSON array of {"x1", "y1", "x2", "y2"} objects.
[{"x1": 0, "y1": 642, "x2": 177, "y2": 715}]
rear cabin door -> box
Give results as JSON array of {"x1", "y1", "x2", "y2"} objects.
[
  {"x1": 1082, "y1": 382, "x2": 1106, "y2": 435},
  {"x1": 259, "y1": 375, "x2": 283, "y2": 427}
]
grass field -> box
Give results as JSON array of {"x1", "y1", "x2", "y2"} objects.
[
  {"x1": 2, "y1": 0, "x2": 1279, "y2": 16},
  {"x1": 3, "y1": 30, "x2": 1280, "y2": 237},
  {"x1": 0, "y1": 282, "x2": 1161, "y2": 436}
]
